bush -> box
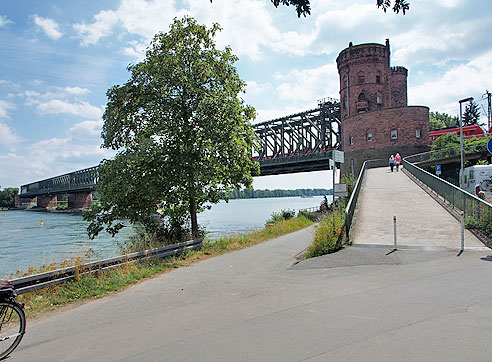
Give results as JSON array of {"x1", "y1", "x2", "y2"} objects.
[
  {"x1": 265, "y1": 209, "x2": 295, "y2": 227},
  {"x1": 305, "y1": 211, "x2": 345, "y2": 258},
  {"x1": 297, "y1": 209, "x2": 318, "y2": 222}
]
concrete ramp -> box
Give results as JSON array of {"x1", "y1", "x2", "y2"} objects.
[{"x1": 350, "y1": 167, "x2": 486, "y2": 249}]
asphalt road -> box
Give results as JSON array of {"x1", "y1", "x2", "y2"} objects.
[{"x1": 10, "y1": 225, "x2": 492, "y2": 362}]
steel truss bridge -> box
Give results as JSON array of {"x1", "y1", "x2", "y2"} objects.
[
  {"x1": 19, "y1": 98, "x2": 341, "y2": 197},
  {"x1": 253, "y1": 97, "x2": 341, "y2": 175}
]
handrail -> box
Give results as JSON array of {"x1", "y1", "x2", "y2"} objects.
[
  {"x1": 9, "y1": 238, "x2": 203, "y2": 294},
  {"x1": 402, "y1": 153, "x2": 492, "y2": 244},
  {"x1": 344, "y1": 159, "x2": 387, "y2": 238}
]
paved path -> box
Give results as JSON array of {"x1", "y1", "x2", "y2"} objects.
[
  {"x1": 10, "y1": 225, "x2": 492, "y2": 362},
  {"x1": 350, "y1": 167, "x2": 486, "y2": 249}
]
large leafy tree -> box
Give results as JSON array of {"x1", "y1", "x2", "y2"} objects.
[
  {"x1": 210, "y1": 0, "x2": 410, "y2": 17},
  {"x1": 85, "y1": 17, "x2": 258, "y2": 239},
  {"x1": 0, "y1": 188, "x2": 18, "y2": 208},
  {"x1": 429, "y1": 111, "x2": 458, "y2": 130},
  {"x1": 463, "y1": 100, "x2": 481, "y2": 126}
]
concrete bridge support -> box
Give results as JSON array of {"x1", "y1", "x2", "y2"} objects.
[{"x1": 68, "y1": 192, "x2": 92, "y2": 209}]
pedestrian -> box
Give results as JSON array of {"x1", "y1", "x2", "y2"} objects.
[
  {"x1": 395, "y1": 153, "x2": 402, "y2": 172},
  {"x1": 389, "y1": 155, "x2": 395, "y2": 172}
]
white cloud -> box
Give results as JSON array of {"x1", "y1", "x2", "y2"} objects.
[
  {"x1": 63, "y1": 86, "x2": 90, "y2": 95},
  {"x1": 73, "y1": 0, "x2": 280, "y2": 60},
  {"x1": 409, "y1": 49, "x2": 492, "y2": 115},
  {"x1": 0, "y1": 15, "x2": 13, "y2": 27},
  {"x1": 0, "y1": 120, "x2": 114, "y2": 187},
  {"x1": 32, "y1": 14, "x2": 63, "y2": 40},
  {"x1": 0, "y1": 123, "x2": 23, "y2": 151},
  {"x1": 73, "y1": 9, "x2": 119, "y2": 46},
  {"x1": 37, "y1": 99, "x2": 103, "y2": 119},
  {"x1": 274, "y1": 63, "x2": 339, "y2": 105},
  {"x1": 0, "y1": 100, "x2": 15, "y2": 119}
]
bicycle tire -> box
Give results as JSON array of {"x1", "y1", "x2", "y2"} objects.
[{"x1": 0, "y1": 301, "x2": 25, "y2": 360}]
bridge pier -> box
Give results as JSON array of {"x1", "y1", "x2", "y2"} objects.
[
  {"x1": 68, "y1": 192, "x2": 92, "y2": 210},
  {"x1": 15, "y1": 195, "x2": 37, "y2": 208},
  {"x1": 37, "y1": 195, "x2": 58, "y2": 209}
]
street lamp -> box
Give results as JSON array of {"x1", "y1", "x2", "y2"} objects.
[{"x1": 459, "y1": 97, "x2": 473, "y2": 189}]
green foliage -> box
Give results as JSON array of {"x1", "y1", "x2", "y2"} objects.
[
  {"x1": 85, "y1": 17, "x2": 258, "y2": 239},
  {"x1": 463, "y1": 100, "x2": 481, "y2": 126},
  {"x1": 341, "y1": 173, "x2": 355, "y2": 197},
  {"x1": 377, "y1": 0, "x2": 410, "y2": 14},
  {"x1": 465, "y1": 208, "x2": 492, "y2": 239},
  {"x1": 431, "y1": 133, "x2": 460, "y2": 151},
  {"x1": 210, "y1": 0, "x2": 410, "y2": 17},
  {"x1": 228, "y1": 188, "x2": 331, "y2": 199},
  {"x1": 305, "y1": 210, "x2": 345, "y2": 258},
  {"x1": 265, "y1": 209, "x2": 296, "y2": 226},
  {"x1": 297, "y1": 209, "x2": 318, "y2": 222},
  {"x1": 0, "y1": 187, "x2": 18, "y2": 208},
  {"x1": 429, "y1": 111, "x2": 458, "y2": 130}
]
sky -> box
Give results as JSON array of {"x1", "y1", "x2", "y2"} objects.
[{"x1": 0, "y1": 0, "x2": 491, "y2": 190}]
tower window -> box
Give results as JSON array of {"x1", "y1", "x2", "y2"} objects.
[
  {"x1": 376, "y1": 94, "x2": 381, "y2": 104},
  {"x1": 367, "y1": 133, "x2": 373, "y2": 142},
  {"x1": 358, "y1": 76, "x2": 364, "y2": 84},
  {"x1": 416, "y1": 129, "x2": 421, "y2": 138},
  {"x1": 376, "y1": 75, "x2": 381, "y2": 84},
  {"x1": 391, "y1": 129, "x2": 398, "y2": 140},
  {"x1": 349, "y1": 136, "x2": 354, "y2": 145},
  {"x1": 358, "y1": 92, "x2": 366, "y2": 102}
]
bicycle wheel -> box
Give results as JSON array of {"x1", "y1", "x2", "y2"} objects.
[{"x1": 0, "y1": 301, "x2": 25, "y2": 360}]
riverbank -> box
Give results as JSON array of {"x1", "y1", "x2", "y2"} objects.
[{"x1": 16, "y1": 215, "x2": 313, "y2": 318}]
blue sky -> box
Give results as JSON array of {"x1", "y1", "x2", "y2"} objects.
[{"x1": 1, "y1": 0, "x2": 491, "y2": 190}]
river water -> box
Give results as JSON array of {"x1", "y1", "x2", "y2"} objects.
[{"x1": 0, "y1": 196, "x2": 327, "y2": 278}]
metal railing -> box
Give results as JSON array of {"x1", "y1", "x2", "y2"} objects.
[
  {"x1": 403, "y1": 153, "x2": 492, "y2": 243},
  {"x1": 407, "y1": 142, "x2": 489, "y2": 165},
  {"x1": 344, "y1": 159, "x2": 387, "y2": 238},
  {"x1": 9, "y1": 238, "x2": 202, "y2": 294}
]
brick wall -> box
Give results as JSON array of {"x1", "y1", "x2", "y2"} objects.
[{"x1": 342, "y1": 106, "x2": 429, "y2": 153}]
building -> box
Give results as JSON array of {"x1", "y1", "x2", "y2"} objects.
[{"x1": 336, "y1": 39, "x2": 429, "y2": 176}]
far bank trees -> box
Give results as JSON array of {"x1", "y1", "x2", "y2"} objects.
[{"x1": 85, "y1": 17, "x2": 258, "y2": 240}]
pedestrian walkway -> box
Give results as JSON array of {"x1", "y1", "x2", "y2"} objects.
[{"x1": 350, "y1": 166, "x2": 486, "y2": 249}]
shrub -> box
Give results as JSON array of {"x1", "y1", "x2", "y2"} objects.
[
  {"x1": 297, "y1": 209, "x2": 318, "y2": 222},
  {"x1": 305, "y1": 210, "x2": 345, "y2": 258},
  {"x1": 265, "y1": 209, "x2": 295, "y2": 227}
]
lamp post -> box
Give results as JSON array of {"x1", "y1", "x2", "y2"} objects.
[{"x1": 459, "y1": 97, "x2": 473, "y2": 189}]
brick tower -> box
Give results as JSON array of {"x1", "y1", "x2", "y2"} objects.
[{"x1": 336, "y1": 39, "x2": 429, "y2": 176}]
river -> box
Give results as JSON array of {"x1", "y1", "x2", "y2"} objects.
[{"x1": 0, "y1": 196, "x2": 328, "y2": 278}]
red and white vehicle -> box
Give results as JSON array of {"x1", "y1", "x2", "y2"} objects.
[{"x1": 429, "y1": 125, "x2": 490, "y2": 146}]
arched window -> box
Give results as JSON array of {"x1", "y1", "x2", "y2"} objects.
[{"x1": 358, "y1": 92, "x2": 366, "y2": 102}]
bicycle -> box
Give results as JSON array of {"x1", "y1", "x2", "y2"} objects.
[{"x1": 0, "y1": 280, "x2": 25, "y2": 360}]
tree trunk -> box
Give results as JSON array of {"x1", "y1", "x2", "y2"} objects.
[{"x1": 189, "y1": 196, "x2": 198, "y2": 238}]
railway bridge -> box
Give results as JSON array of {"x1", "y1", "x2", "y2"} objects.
[{"x1": 15, "y1": 98, "x2": 342, "y2": 209}]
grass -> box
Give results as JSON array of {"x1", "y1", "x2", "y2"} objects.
[
  {"x1": 305, "y1": 209, "x2": 345, "y2": 258},
  {"x1": 16, "y1": 215, "x2": 313, "y2": 319}
]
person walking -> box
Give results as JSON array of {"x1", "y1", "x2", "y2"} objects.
[
  {"x1": 395, "y1": 153, "x2": 402, "y2": 172},
  {"x1": 389, "y1": 155, "x2": 395, "y2": 172}
]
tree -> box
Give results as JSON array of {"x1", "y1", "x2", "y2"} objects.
[
  {"x1": 85, "y1": 17, "x2": 259, "y2": 239},
  {"x1": 431, "y1": 133, "x2": 460, "y2": 151},
  {"x1": 0, "y1": 188, "x2": 18, "y2": 208},
  {"x1": 429, "y1": 111, "x2": 458, "y2": 130},
  {"x1": 463, "y1": 100, "x2": 481, "y2": 126},
  {"x1": 210, "y1": 0, "x2": 409, "y2": 17}
]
